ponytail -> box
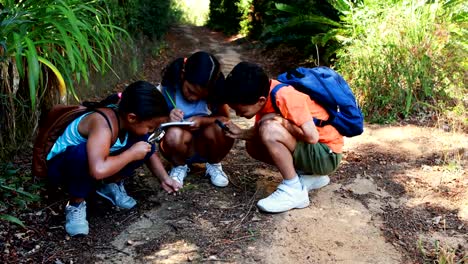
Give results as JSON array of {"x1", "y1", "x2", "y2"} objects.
[
  {"x1": 82, "y1": 93, "x2": 121, "y2": 108},
  {"x1": 161, "y1": 58, "x2": 185, "y2": 88}
]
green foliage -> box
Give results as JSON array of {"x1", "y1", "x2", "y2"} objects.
[
  {"x1": 207, "y1": 0, "x2": 243, "y2": 35},
  {"x1": 1, "y1": 0, "x2": 128, "y2": 106},
  {"x1": 239, "y1": 0, "x2": 254, "y2": 36},
  {"x1": 105, "y1": 0, "x2": 181, "y2": 39},
  {"x1": 335, "y1": 0, "x2": 467, "y2": 125},
  {"x1": 418, "y1": 239, "x2": 467, "y2": 264},
  {"x1": 0, "y1": 163, "x2": 43, "y2": 227},
  {"x1": 259, "y1": 0, "x2": 342, "y2": 63},
  {"x1": 0, "y1": 0, "x2": 129, "y2": 161}
]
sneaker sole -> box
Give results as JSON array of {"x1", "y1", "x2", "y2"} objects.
[{"x1": 257, "y1": 199, "x2": 310, "y2": 213}]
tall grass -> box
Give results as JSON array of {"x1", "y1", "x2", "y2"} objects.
[
  {"x1": 335, "y1": 0, "x2": 467, "y2": 126},
  {"x1": 0, "y1": 0, "x2": 128, "y2": 158}
]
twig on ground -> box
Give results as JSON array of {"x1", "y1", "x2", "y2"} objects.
[
  {"x1": 94, "y1": 246, "x2": 131, "y2": 256},
  {"x1": 37, "y1": 198, "x2": 68, "y2": 214},
  {"x1": 233, "y1": 187, "x2": 259, "y2": 229}
]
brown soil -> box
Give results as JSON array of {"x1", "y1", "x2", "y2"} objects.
[{"x1": 1, "y1": 25, "x2": 467, "y2": 264}]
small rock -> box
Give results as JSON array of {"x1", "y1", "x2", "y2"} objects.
[
  {"x1": 208, "y1": 255, "x2": 217, "y2": 260},
  {"x1": 127, "y1": 240, "x2": 134, "y2": 245},
  {"x1": 251, "y1": 215, "x2": 261, "y2": 222},
  {"x1": 432, "y1": 216, "x2": 442, "y2": 225}
]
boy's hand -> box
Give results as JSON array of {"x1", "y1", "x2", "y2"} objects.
[
  {"x1": 224, "y1": 121, "x2": 243, "y2": 139},
  {"x1": 128, "y1": 141, "x2": 152, "y2": 160},
  {"x1": 169, "y1": 108, "x2": 184, "y2": 122},
  {"x1": 160, "y1": 177, "x2": 181, "y2": 193}
]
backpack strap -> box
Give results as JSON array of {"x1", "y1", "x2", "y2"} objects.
[
  {"x1": 270, "y1": 83, "x2": 330, "y2": 127},
  {"x1": 93, "y1": 107, "x2": 120, "y2": 144},
  {"x1": 270, "y1": 83, "x2": 289, "y2": 114}
]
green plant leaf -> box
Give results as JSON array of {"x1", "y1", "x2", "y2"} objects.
[
  {"x1": 24, "y1": 37, "x2": 39, "y2": 110},
  {"x1": 0, "y1": 214, "x2": 25, "y2": 228},
  {"x1": 0, "y1": 184, "x2": 39, "y2": 200},
  {"x1": 37, "y1": 56, "x2": 67, "y2": 100}
]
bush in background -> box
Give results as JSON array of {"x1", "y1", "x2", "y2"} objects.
[
  {"x1": 207, "y1": 0, "x2": 243, "y2": 35},
  {"x1": 335, "y1": 0, "x2": 467, "y2": 127},
  {"x1": 105, "y1": 0, "x2": 181, "y2": 39}
]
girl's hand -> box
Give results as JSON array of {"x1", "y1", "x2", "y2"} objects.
[
  {"x1": 169, "y1": 108, "x2": 184, "y2": 122},
  {"x1": 128, "y1": 141, "x2": 152, "y2": 160},
  {"x1": 160, "y1": 177, "x2": 182, "y2": 193},
  {"x1": 186, "y1": 116, "x2": 204, "y2": 131}
]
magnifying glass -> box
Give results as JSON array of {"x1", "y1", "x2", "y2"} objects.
[{"x1": 148, "y1": 128, "x2": 165, "y2": 144}]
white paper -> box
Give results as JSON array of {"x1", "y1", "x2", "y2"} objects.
[{"x1": 159, "y1": 121, "x2": 194, "y2": 129}]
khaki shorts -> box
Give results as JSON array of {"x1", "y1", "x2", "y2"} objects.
[{"x1": 293, "y1": 142, "x2": 342, "y2": 175}]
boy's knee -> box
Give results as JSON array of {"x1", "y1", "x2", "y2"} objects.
[{"x1": 258, "y1": 120, "x2": 286, "y2": 142}]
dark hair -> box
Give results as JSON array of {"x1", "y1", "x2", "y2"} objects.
[
  {"x1": 222, "y1": 62, "x2": 270, "y2": 105},
  {"x1": 118, "y1": 81, "x2": 169, "y2": 120},
  {"x1": 161, "y1": 51, "x2": 223, "y2": 93},
  {"x1": 82, "y1": 81, "x2": 168, "y2": 120}
]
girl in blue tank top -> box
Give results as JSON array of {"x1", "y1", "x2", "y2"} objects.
[
  {"x1": 46, "y1": 81, "x2": 181, "y2": 237},
  {"x1": 159, "y1": 51, "x2": 234, "y2": 188}
]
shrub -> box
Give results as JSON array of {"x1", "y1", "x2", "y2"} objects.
[{"x1": 335, "y1": 0, "x2": 467, "y2": 127}]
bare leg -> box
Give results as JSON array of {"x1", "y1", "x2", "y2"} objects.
[
  {"x1": 160, "y1": 127, "x2": 194, "y2": 165},
  {"x1": 246, "y1": 119, "x2": 297, "y2": 180},
  {"x1": 195, "y1": 123, "x2": 234, "y2": 163}
]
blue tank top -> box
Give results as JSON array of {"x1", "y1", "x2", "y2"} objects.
[
  {"x1": 161, "y1": 84, "x2": 211, "y2": 119},
  {"x1": 46, "y1": 112, "x2": 128, "y2": 160}
]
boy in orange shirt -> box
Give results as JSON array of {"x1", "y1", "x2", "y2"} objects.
[{"x1": 218, "y1": 62, "x2": 343, "y2": 213}]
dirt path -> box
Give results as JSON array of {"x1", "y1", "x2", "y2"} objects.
[
  {"x1": 94, "y1": 25, "x2": 467, "y2": 263},
  {"x1": 5, "y1": 25, "x2": 466, "y2": 264}
]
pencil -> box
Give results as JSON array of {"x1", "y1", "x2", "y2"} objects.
[{"x1": 165, "y1": 89, "x2": 177, "y2": 109}]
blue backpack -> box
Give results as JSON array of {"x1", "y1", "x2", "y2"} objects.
[{"x1": 271, "y1": 66, "x2": 364, "y2": 137}]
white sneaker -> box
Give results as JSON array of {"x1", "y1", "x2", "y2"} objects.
[
  {"x1": 65, "y1": 201, "x2": 89, "y2": 236},
  {"x1": 257, "y1": 184, "x2": 309, "y2": 213},
  {"x1": 300, "y1": 175, "x2": 330, "y2": 191},
  {"x1": 205, "y1": 163, "x2": 229, "y2": 187},
  {"x1": 169, "y1": 164, "x2": 189, "y2": 185}
]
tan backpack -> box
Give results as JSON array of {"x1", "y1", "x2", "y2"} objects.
[{"x1": 32, "y1": 105, "x2": 119, "y2": 178}]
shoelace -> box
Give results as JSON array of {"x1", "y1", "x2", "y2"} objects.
[
  {"x1": 68, "y1": 206, "x2": 85, "y2": 221},
  {"x1": 207, "y1": 164, "x2": 227, "y2": 179},
  {"x1": 117, "y1": 182, "x2": 128, "y2": 196},
  {"x1": 171, "y1": 166, "x2": 188, "y2": 181}
]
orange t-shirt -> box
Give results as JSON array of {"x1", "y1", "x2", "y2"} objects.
[{"x1": 255, "y1": 79, "x2": 344, "y2": 153}]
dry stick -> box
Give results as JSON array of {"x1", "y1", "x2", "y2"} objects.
[
  {"x1": 37, "y1": 198, "x2": 68, "y2": 213},
  {"x1": 94, "y1": 246, "x2": 131, "y2": 256},
  {"x1": 42, "y1": 248, "x2": 76, "y2": 264},
  {"x1": 234, "y1": 187, "x2": 259, "y2": 229},
  {"x1": 120, "y1": 211, "x2": 138, "y2": 225}
]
